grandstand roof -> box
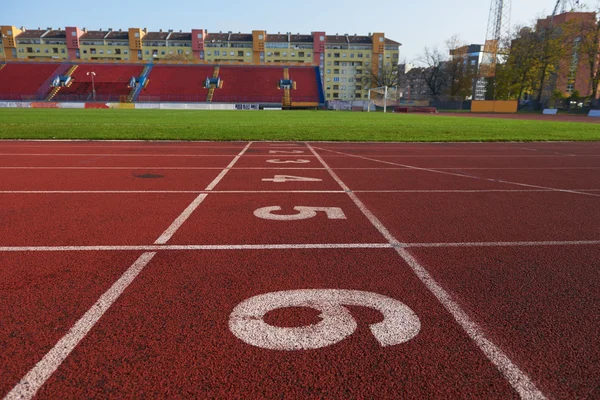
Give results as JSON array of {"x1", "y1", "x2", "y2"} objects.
[
  {"x1": 81, "y1": 31, "x2": 108, "y2": 40},
  {"x1": 17, "y1": 30, "x2": 47, "y2": 39},
  {"x1": 144, "y1": 31, "x2": 169, "y2": 41}
]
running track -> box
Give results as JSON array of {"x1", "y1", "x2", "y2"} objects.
[{"x1": 1, "y1": 141, "x2": 599, "y2": 399}]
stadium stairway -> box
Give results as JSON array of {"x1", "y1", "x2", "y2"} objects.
[
  {"x1": 46, "y1": 64, "x2": 78, "y2": 101},
  {"x1": 128, "y1": 65, "x2": 153, "y2": 102},
  {"x1": 206, "y1": 66, "x2": 220, "y2": 102}
]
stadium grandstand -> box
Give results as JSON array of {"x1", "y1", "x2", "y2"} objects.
[{"x1": 1, "y1": 25, "x2": 400, "y2": 104}]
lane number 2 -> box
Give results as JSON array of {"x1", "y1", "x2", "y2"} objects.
[
  {"x1": 229, "y1": 289, "x2": 421, "y2": 350},
  {"x1": 254, "y1": 206, "x2": 346, "y2": 220}
]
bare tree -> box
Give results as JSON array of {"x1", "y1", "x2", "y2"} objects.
[
  {"x1": 445, "y1": 35, "x2": 477, "y2": 98},
  {"x1": 417, "y1": 46, "x2": 448, "y2": 96}
]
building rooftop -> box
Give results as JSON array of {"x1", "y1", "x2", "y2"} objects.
[
  {"x1": 266, "y1": 34, "x2": 289, "y2": 42},
  {"x1": 290, "y1": 34, "x2": 313, "y2": 43},
  {"x1": 143, "y1": 31, "x2": 170, "y2": 41},
  {"x1": 44, "y1": 30, "x2": 66, "y2": 39},
  {"x1": 169, "y1": 32, "x2": 192, "y2": 41},
  {"x1": 80, "y1": 30, "x2": 108, "y2": 40},
  {"x1": 105, "y1": 31, "x2": 129, "y2": 40},
  {"x1": 16, "y1": 29, "x2": 48, "y2": 39},
  {"x1": 205, "y1": 33, "x2": 229, "y2": 42},
  {"x1": 229, "y1": 33, "x2": 253, "y2": 42}
]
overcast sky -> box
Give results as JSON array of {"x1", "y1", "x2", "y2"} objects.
[{"x1": 3, "y1": 0, "x2": 598, "y2": 62}]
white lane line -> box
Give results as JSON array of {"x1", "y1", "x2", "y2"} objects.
[
  {"x1": 3, "y1": 251, "x2": 157, "y2": 400},
  {"x1": 0, "y1": 190, "x2": 347, "y2": 194},
  {"x1": 354, "y1": 189, "x2": 600, "y2": 193},
  {"x1": 315, "y1": 147, "x2": 600, "y2": 198},
  {"x1": 154, "y1": 142, "x2": 252, "y2": 243},
  {"x1": 0, "y1": 243, "x2": 394, "y2": 252},
  {"x1": 0, "y1": 153, "x2": 319, "y2": 158},
  {"x1": 0, "y1": 167, "x2": 327, "y2": 170},
  {"x1": 306, "y1": 143, "x2": 548, "y2": 400},
  {"x1": 1, "y1": 241, "x2": 598, "y2": 252},
  {"x1": 153, "y1": 194, "x2": 209, "y2": 244},
  {"x1": 3, "y1": 143, "x2": 253, "y2": 400},
  {"x1": 401, "y1": 240, "x2": 600, "y2": 248}
]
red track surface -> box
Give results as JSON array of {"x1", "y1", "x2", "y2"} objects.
[{"x1": 1, "y1": 140, "x2": 598, "y2": 399}]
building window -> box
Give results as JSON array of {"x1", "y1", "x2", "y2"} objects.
[
  {"x1": 198, "y1": 34, "x2": 202, "y2": 39},
  {"x1": 214, "y1": 50, "x2": 220, "y2": 56},
  {"x1": 115, "y1": 48, "x2": 121, "y2": 55},
  {"x1": 230, "y1": 51, "x2": 234, "y2": 56},
  {"x1": 283, "y1": 52, "x2": 287, "y2": 56},
  {"x1": 258, "y1": 34, "x2": 264, "y2": 40},
  {"x1": 320, "y1": 36, "x2": 325, "y2": 41},
  {"x1": 358, "y1": 53, "x2": 363, "y2": 58},
  {"x1": 334, "y1": 53, "x2": 340, "y2": 58},
  {"x1": 350, "y1": 53, "x2": 354, "y2": 58},
  {"x1": 334, "y1": 69, "x2": 339, "y2": 74},
  {"x1": 238, "y1": 51, "x2": 243, "y2": 56},
  {"x1": 107, "y1": 50, "x2": 112, "y2": 54},
  {"x1": 90, "y1": 48, "x2": 96, "y2": 54},
  {"x1": 26, "y1": 47, "x2": 33, "y2": 53},
  {"x1": 299, "y1": 52, "x2": 304, "y2": 57},
  {"x1": 71, "y1": 31, "x2": 76, "y2": 37},
  {"x1": 327, "y1": 69, "x2": 331, "y2": 74},
  {"x1": 135, "y1": 32, "x2": 140, "y2": 38}
]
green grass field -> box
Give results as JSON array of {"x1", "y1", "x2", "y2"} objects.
[{"x1": 0, "y1": 109, "x2": 599, "y2": 141}]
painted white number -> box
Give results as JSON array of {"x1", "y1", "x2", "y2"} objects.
[
  {"x1": 262, "y1": 175, "x2": 323, "y2": 183},
  {"x1": 269, "y1": 150, "x2": 305, "y2": 154},
  {"x1": 229, "y1": 289, "x2": 421, "y2": 350},
  {"x1": 269, "y1": 144, "x2": 300, "y2": 147},
  {"x1": 254, "y1": 206, "x2": 346, "y2": 221},
  {"x1": 266, "y1": 159, "x2": 310, "y2": 164}
]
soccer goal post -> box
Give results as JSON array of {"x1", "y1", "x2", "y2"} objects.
[{"x1": 367, "y1": 86, "x2": 389, "y2": 113}]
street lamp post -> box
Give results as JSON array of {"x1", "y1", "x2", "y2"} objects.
[{"x1": 87, "y1": 71, "x2": 96, "y2": 101}]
